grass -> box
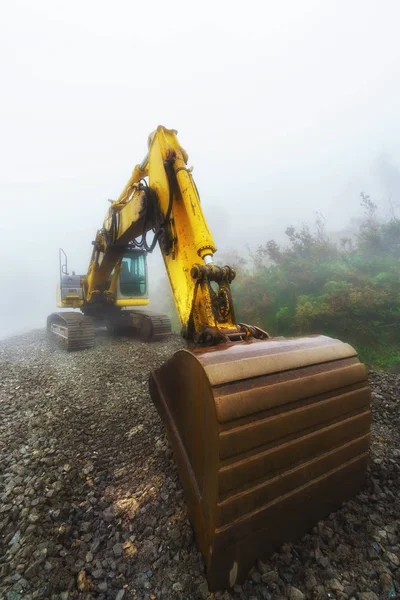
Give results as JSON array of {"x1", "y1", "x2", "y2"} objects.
[{"x1": 357, "y1": 343, "x2": 400, "y2": 371}]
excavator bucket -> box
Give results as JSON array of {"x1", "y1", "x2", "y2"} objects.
[{"x1": 149, "y1": 334, "x2": 371, "y2": 591}]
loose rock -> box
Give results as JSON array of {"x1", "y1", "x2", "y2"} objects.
[{"x1": 0, "y1": 331, "x2": 399, "y2": 599}]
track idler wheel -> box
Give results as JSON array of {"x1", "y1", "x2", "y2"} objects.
[{"x1": 149, "y1": 335, "x2": 371, "y2": 590}]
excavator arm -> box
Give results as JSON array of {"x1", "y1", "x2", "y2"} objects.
[{"x1": 86, "y1": 126, "x2": 266, "y2": 344}]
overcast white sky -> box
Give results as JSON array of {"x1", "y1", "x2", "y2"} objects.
[{"x1": 1, "y1": 0, "x2": 400, "y2": 337}]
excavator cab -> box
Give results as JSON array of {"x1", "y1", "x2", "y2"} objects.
[{"x1": 117, "y1": 250, "x2": 147, "y2": 298}]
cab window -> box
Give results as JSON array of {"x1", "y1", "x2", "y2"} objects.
[{"x1": 119, "y1": 254, "x2": 146, "y2": 296}]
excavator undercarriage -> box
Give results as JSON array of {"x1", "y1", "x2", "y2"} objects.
[
  {"x1": 47, "y1": 309, "x2": 171, "y2": 350},
  {"x1": 47, "y1": 312, "x2": 95, "y2": 351}
]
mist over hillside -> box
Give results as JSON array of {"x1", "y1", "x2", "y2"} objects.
[{"x1": 2, "y1": 1, "x2": 400, "y2": 338}]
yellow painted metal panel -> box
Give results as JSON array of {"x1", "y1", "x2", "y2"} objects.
[{"x1": 115, "y1": 298, "x2": 150, "y2": 307}]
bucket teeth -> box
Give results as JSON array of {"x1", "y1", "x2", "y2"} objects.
[{"x1": 149, "y1": 335, "x2": 371, "y2": 591}]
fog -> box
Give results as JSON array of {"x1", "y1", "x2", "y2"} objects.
[{"x1": 1, "y1": 0, "x2": 400, "y2": 338}]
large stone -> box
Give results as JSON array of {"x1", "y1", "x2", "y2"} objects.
[
  {"x1": 113, "y1": 543, "x2": 123, "y2": 558},
  {"x1": 289, "y1": 586, "x2": 305, "y2": 600},
  {"x1": 328, "y1": 578, "x2": 344, "y2": 592},
  {"x1": 379, "y1": 572, "x2": 393, "y2": 591},
  {"x1": 386, "y1": 552, "x2": 400, "y2": 567},
  {"x1": 97, "y1": 581, "x2": 108, "y2": 592},
  {"x1": 198, "y1": 580, "x2": 209, "y2": 599},
  {"x1": 27, "y1": 512, "x2": 40, "y2": 524},
  {"x1": 24, "y1": 559, "x2": 43, "y2": 579},
  {"x1": 359, "y1": 593, "x2": 379, "y2": 600}
]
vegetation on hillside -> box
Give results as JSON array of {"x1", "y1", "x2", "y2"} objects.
[{"x1": 231, "y1": 194, "x2": 400, "y2": 368}]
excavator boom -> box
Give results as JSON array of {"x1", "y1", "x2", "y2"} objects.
[{"x1": 47, "y1": 126, "x2": 371, "y2": 590}]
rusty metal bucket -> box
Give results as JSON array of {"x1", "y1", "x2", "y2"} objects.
[{"x1": 149, "y1": 335, "x2": 371, "y2": 591}]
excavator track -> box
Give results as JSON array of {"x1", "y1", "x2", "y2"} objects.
[
  {"x1": 113, "y1": 309, "x2": 172, "y2": 341},
  {"x1": 132, "y1": 309, "x2": 172, "y2": 341},
  {"x1": 47, "y1": 312, "x2": 95, "y2": 351},
  {"x1": 150, "y1": 334, "x2": 371, "y2": 590}
]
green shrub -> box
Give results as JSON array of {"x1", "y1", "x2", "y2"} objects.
[{"x1": 231, "y1": 195, "x2": 400, "y2": 369}]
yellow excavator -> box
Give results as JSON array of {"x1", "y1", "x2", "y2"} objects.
[{"x1": 47, "y1": 127, "x2": 371, "y2": 590}]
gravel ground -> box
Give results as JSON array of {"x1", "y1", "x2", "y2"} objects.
[{"x1": 0, "y1": 330, "x2": 399, "y2": 600}]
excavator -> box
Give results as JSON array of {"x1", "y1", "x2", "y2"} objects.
[
  {"x1": 49, "y1": 246, "x2": 171, "y2": 349},
  {"x1": 47, "y1": 127, "x2": 371, "y2": 590}
]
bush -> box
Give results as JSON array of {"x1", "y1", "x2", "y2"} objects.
[{"x1": 231, "y1": 195, "x2": 400, "y2": 368}]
